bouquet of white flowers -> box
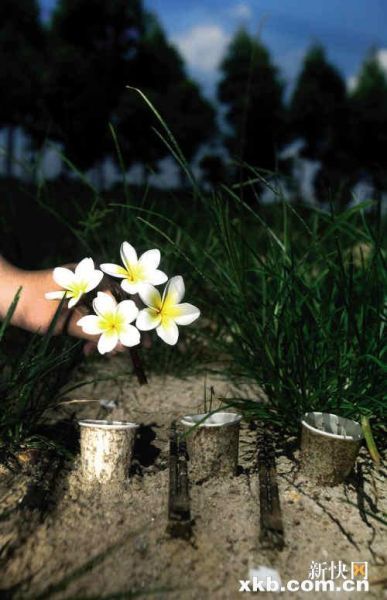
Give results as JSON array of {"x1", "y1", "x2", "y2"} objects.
[{"x1": 45, "y1": 241, "x2": 200, "y2": 381}]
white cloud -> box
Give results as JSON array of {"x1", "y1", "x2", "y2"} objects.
[
  {"x1": 347, "y1": 75, "x2": 358, "y2": 92},
  {"x1": 172, "y1": 25, "x2": 230, "y2": 74},
  {"x1": 376, "y1": 48, "x2": 387, "y2": 73},
  {"x1": 230, "y1": 2, "x2": 252, "y2": 20}
]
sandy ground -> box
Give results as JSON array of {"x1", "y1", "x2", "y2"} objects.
[{"x1": 0, "y1": 355, "x2": 386, "y2": 599}]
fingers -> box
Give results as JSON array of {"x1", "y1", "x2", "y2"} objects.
[
  {"x1": 83, "y1": 341, "x2": 97, "y2": 356},
  {"x1": 142, "y1": 332, "x2": 153, "y2": 349},
  {"x1": 55, "y1": 266, "x2": 132, "y2": 355}
]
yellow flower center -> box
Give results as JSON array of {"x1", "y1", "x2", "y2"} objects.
[
  {"x1": 161, "y1": 305, "x2": 182, "y2": 319},
  {"x1": 97, "y1": 312, "x2": 125, "y2": 335},
  {"x1": 68, "y1": 281, "x2": 89, "y2": 298},
  {"x1": 125, "y1": 263, "x2": 145, "y2": 283},
  {"x1": 154, "y1": 296, "x2": 182, "y2": 324}
]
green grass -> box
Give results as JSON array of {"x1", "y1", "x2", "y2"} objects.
[
  {"x1": 126, "y1": 186, "x2": 385, "y2": 436},
  {"x1": 200, "y1": 195, "x2": 386, "y2": 431},
  {"x1": 0, "y1": 294, "x2": 83, "y2": 460},
  {"x1": 2, "y1": 98, "x2": 386, "y2": 446},
  {"x1": 123, "y1": 94, "x2": 386, "y2": 435},
  {"x1": 39, "y1": 176, "x2": 386, "y2": 436}
]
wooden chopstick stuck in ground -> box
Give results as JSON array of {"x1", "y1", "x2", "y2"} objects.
[
  {"x1": 257, "y1": 429, "x2": 285, "y2": 551},
  {"x1": 167, "y1": 421, "x2": 192, "y2": 540}
]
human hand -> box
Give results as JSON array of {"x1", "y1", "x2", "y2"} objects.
[{"x1": 22, "y1": 263, "x2": 126, "y2": 355}]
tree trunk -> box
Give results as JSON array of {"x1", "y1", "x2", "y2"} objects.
[
  {"x1": 141, "y1": 162, "x2": 148, "y2": 187},
  {"x1": 59, "y1": 155, "x2": 68, "y2": 180},
  {"x1": 96, "y1": 158, "x2": 106, "y2": 191},
  {"x1": 6, "y1": 126, "x2": 15, "y2": 178}
]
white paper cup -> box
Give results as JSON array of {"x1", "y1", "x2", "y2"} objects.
[
  {"x1": 79, "y1": 419, "x2": 138, "y2": 485},
  {"x1": 180, "y1": 412, "x2": 242, "y2": 482},
  {"x1": 300, "y1": 412, "x2": 363, "y2": 486}
]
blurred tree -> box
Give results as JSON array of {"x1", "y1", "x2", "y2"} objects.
[
  {"x1": 0, "y1": 0, "x2": 44, "y2": 177},
  {"x1": 161, "y1": 79, "x2": 215, "y2": 166},
  {"x1": 350, "y1": 52, "x2": 387, "y2": 198},
  {"x1": 41, "y1": 4, "x2": 215, "y2": 181},
  {"x1": 217, "y1": 28, "x2": 286, "y2": 175},
  {"x1": 115, "y1": 13, "x2": 216, "y2": 176},
  {"x1": 42, "y1": 42, "x2": 111, "y2": 174},
  {"x1": 199, "y1": 154, "x2": 227, "y2": 188},
  {"x1": 42, "y1": 0, "x2": 145, "y2": 173},
  {"x1": 290, "y1": 45, "x2": 347, "y2": 159},
  {"x1": 290, "y1": 45, "x2": 355, "y2": 205}
]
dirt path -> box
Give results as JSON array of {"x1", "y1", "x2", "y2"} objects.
[{"x1": 1, "y1": 356, "x2": 386, "y2": 599}]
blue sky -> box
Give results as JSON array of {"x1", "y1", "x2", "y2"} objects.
[{"x1": 39, "y1": 0, "x2": 387, "y2": 96}]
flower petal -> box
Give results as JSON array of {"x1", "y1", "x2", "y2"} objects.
[
  {"x1": 98, "y1": 331, "x2": 118, "y2": 354},
  {"x1": 156, "y1": 319, "x2": 179, "y2": 345},
  {"x1": 45, "y1": 291, "x2": 67, "y2": 301},
  {"x1": 93, "y1": 291, "x2": 117, "y2": 317},
  {"x1": 163, "y1": 275, "x2": 185, "y2": 307},
  {"x1": 119, "y1": 324, "x2": 141, "y2": 347},
  {"x1": 100, "y1": 263, "x2": 128, "y2": 279},
  {"x1": 53, "y1": 267, "x2": 75, "y2": 289},
  {"x1": 120, "y1": 241, "x2": 137, "y2": 269},
  {"x1": 68, "y1": 295, "x2": 81, "y2": 309},
  {"x1": 138, "y1": 284, "x2": 162, "y2": 309},
  {"x1": 138, "y1": 249, "x2": 160, "y2": 272},
  {"x1": 136, "y1": 308, "x2": 161, "y2": 331},
  {"x1": 85, "y1": 270, "x2": 104, "y2": 292},
  {"x1": 116, "y1": 300, "x2": 139, "y2": 323},
  {"x1": 75, "y1": 257, "x2": 95, "y2": 278},
  {"x1": 173, "y1": 303, "x2": 201, "y2": 325},
  {"x1": 148, "y1": 269, "x2": 168, "y2": 286},
  {"x1": 77, "y1": 315, "x2": 102, "y2": 335},
  {"x1": 121, "y1": 279, "x2": 141, "y2": 295}
]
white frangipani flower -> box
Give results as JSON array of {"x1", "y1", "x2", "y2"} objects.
[
  {"x1": 100, "y1": 241, "x2": 167, "y2": 295},
  {"x1": 77, "y1": 292, "x2": 140, "y2": 354},
  {"x1": 45, "y1": 258, "x2": 103, "y2": 309},
  {"x1": 136, "y1": 276, "x2": 200, "y2": 345}
]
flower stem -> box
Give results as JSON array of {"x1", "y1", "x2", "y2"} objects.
[{"x1": 129, "y1": 348, "x2": 148, "y2": 385}]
